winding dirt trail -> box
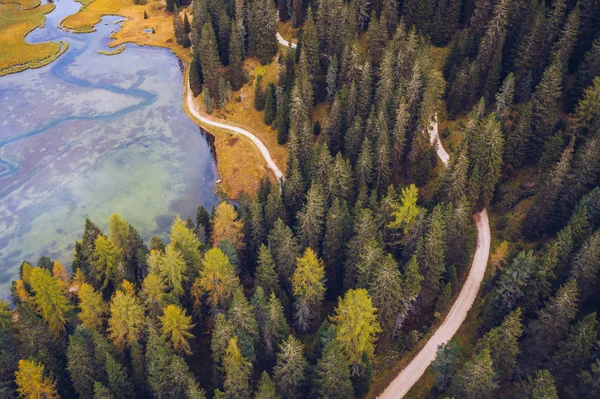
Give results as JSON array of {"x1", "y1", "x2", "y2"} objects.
[
  {"x1": 184, "y1": 79, "x2": 284, "y2": 182},
  {"x1": 190, "y1": 31, "x2": 492, "y2": 398},
  {"x1": 276, "y1": 32, "x2": 297, "y2": 48},
  {"x1": 378, "y1": 117, "x2": 490, "y2": 398}
]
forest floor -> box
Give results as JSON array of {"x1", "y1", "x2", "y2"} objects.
[{"x1": 0, "y1": 0, "x2": 65, "y2": 76}]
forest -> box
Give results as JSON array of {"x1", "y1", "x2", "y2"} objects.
[{"x1": 2, "y1": 0, "x2": 600, "y2": 398}]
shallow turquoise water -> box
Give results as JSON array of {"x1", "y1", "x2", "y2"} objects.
[{"x1": 0, "y1": 0, "x2": 219, "y2": 294}]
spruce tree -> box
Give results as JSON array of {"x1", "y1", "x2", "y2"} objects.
[
  {"x1": 228, "y1": 288, "x2": 259, "y2": 362},
  {"x1": 314, "y1": 340, "x2": 353, "y2": 399},
  {"x1": 521, "y1": 280, "x2": 579, "y2": 373},
  {"x1": 263, "y1": 293, "x2": 290, "y2": 360},
  {"x1": 67, "y1": 327, "x2": 97, "y2": 399},
  {"x1": 369, "y1": 254, "x2": 402, "y2": 337},
  {"x1": 296, "y1": 182, "x2": 326, "y2": 252},
  {"x1": 326, "y1": 56, "x2": 339, "y2": 102},
  {"x1": 223, "y1": 337, "x2": 252, "y2": 399},
  {"x1": 105, "y1": 353, "x2": 133, "y2": 399},
  {"x1": 247, "y1": 0, "x2": 278, "y2": 64},
  {"x1": 273, "y1": 336, "x2": 307, "y2": 399},
  {"x1": 432, "y1": 341, "x2": 461, "y2": 392},
  {"x1": 264, "y1": 83, "x2": 277, "y2": 125},
  {"x1": 255, "y1": 371, "x2": 280, "y2": 399},
  {"x1": 450, "y1": 349, "x2": 497, "y2": 399},
  {"x1": 268, "y1": 219, "x2": 300, "y2": 291},
  {"x1": 199, "y1": 22, "x2": 223, "y2": 102},
  {"x1": 531, "y1": 61, "x2": 563, "y2": 154},
  {"x1": 549, "y1": 313, "x2": 598, "y2": 391},
  {"x1": 476, "y1": 308, "x2": 523, "y2": 380},
  {"x1": 228, "y1": 20, "x2": 244, "y2": 90}
]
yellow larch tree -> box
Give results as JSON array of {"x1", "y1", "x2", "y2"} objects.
[
  {"x1": 211, "y1": 202, "x2": 245, "y2": 250},
  {"x1": 330, "y1": 288, "x2": 381, "y2": 370},
  {"x1": 77, "y1": 283, "x2": 108, "y2": 332},
  {"x1": 15, "y1": 359, "x2": 59, "y2": 399},
  {"x1": 160, "y1": 304, "x2": 195, "y2": 355},
  {"x1": 29, "y1": 267, "x2": 72, "y2": 337},
  {"x1": 108, "y1": 289, "x2": 145, "y2": 351},
  {"x1": 193, "y1": 247, "x2": 240, "y2": 313}
]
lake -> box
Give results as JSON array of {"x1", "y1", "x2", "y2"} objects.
[{"x1": 0, "y1": 0, "x2": 219, "y2": 295}]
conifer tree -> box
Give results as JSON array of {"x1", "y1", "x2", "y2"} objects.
[
  {"x1": 153, "y1": 246, "x2": 187, "y2": 297},
  {"x1": 521, "y1": 280, "x2": 579, "y2": 373},
  {"x1": 105, "y1": 352, "x2": 133, "y2": 399},
  {"x1": 212, "y1": 202, "x2": 245, "y2": 251},
  {"x1": 450, "y1": 349, "x2": 497, "y2": 399},
  {"x1": 94, "y1": 382, "x2": 113, "y2": 399},
  {"x1": 228, "y1": 288, "x2": 259, "y2": 362},
  {"x1": 326, "y1": 56, "x2": 339, "y2": 102},
  {"x1": 108, "y1": 289, "x2": 145, "y2": 351},
  {"x1": 292, "y1": 248, "x2": 326, "y2": 332},
  {"x1": 391, "y1": 255, "x2": 423, "y2": 339},
  {"x1": 77, "y1": 283, "x2": 107, "y2": 332},
  {"x1": 369, "y1": 254, "x2": 402, "y2": 337},
  {"x1": 228, "y1": 20, "x2": 244, "y2": 90},
  {"x1": 255, "y1": 371, "x2": 279, "y2": 399},
  {"x1": 255, "y1": 245, "x2": 280, "y2": 297},
  {"x1": 524, "y1": 137, "x2": 574, "y2": 237},
  {"x1": 190, "y1": 52, "x2": 204, "y2": 97},
  {"x1": 531, "y1": 61, "x2": 563, "y2": 153},
  {"x1": 476, "y1": 308, "x2": 523, "y2": 380},
  {"x1": 432, "y1": 341, "x2": 461, "y2": 392},
  {"x1": 356, "y1": 136, "x2": 374, "y2": 188},
  {"x1": 519, "y1": 370, "x2": 559, "y2": 399},
  {"x1": 504, "y1": 102, "x2": 532, "y2": 170},
  {"x1": 15, "y1": 360, "x2": 59, "y2": 399},
  {"x1": 224, "y1": 337, "x2": 252, "y2": 399},
  {"x1": 263, "y1": 293, "x2": 290, "y2": 359},
  {"x1": 302, "y1": 7, "x2": 321, "y2": 88},
  {"x1": 549, "y1": 313, "x2": 598, "y2": 390},
  {"x1": 67, "y1": 327, "x2": 97, "y2": 399},
  {"x1": 199, "y1": 22, "x2": 223, "y2": 102},
  {"x1": 268, "y1": 219, "x2": 301, "y2": 290},
  {"x1": 314, "y1": 339, "x2": 353, "y2": 399},
  {"x1": 276, "y1": 90, "x2": 291, "y2": 145},
  {"x1": 264, "y1": 83, "x2": 277, "y2": 125},
  {"x1": 570, "y1": 230, "x2": 600, "y2": 301},
  {"x1": 296, "y1": 182, "x2": 326, "y2": 252},
  {"x1": 570, "y1": 39, "x2": 600, "y2": 110},
  {"x1": 577, "y1": 358, "x2": 600, "y2": 399},
  {"x1": 92, "y1": 235, "x2": 120, "y2": 291},
  {"x1": 273, "y1": 335, "x2": 307, "y2": 399},
  {"x1": 331, "y1": 289, "x2": 381, "y2": 373},
  {"x1": 160, "y1": 304, "x2": 195, "y2": 355},
  {"x1": 247, "y1": 0, "x2": 278, "y2": 64},
  {"x1": 29, "y1": 267, "x2": 71, "y2": 337},
  {"x1": 195, "y1": 248, "x2": 240, "y2": 314},
  {"x1": 373, "y1": 115, "x2": 392, "y2": 195}
]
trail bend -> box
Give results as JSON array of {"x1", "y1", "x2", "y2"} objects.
[
  {"x1": 184, "y1": 80, "x2": 284, "y2": 182},
  {"x1": 378, "y1": 116, "x2": 491, "y2": 399},
  {"x1": 194, "y1": 32, "x2": 491, "y2": 399}
]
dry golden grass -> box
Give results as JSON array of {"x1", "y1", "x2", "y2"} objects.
[
  {"x1": 182, "y1": 66, "x2": 276, "y2": 199},
  {"x1": 206, "y1": 57, "x2": 289, "y2": 174},
  {"x1": 0, "y1": 0, "x2": 65, "y2": 76},
  {"x1": 277, "y1": 20, "x2": 299, "y2": 44},
  {"x1": 61, "y1": 0, "x2": 191, "y2": 61}
]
